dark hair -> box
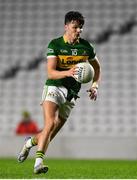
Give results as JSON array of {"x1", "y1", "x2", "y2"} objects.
[{"x1": 64, "y1": 11, "x2": 84, "y2": 26}]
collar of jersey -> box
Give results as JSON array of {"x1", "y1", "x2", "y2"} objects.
[{"x1": 63, "y1": 35, "x2": 79, "y2": 44}]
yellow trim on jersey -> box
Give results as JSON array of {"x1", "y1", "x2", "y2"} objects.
[
  {"x1": 63, "y1": 34, "x2": 79, "y2": 44},
  {"x1": 57, "y1": 55, "x2": 89, "y2": 69},
  {"x1": 63, "y1": 35, "x2": 68, "y2": 43}
]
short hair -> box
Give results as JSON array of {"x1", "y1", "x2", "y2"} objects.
[
  {"x1": 64, "y1": 11, "x2": 85, "y2": 26},
  {"x1": 22, "y1": 111, "x2": 30, "y2": 118}
]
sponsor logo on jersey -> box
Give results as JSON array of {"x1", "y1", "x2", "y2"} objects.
[
  {"x1": 58, "y1": 55, "x2": 89, "y2": 68},
  {"x1": 61, "y1": 59, "x2": 84, "y2": 65},
  {"x1": 60, "y1": 49, "x2": 68, "y2": 54}
]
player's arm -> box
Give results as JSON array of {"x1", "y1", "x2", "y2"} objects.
[
  {"x1": 89, "y1": 56, "x2": 101, "y2": 88},
  {"x1": 87, "y1": 56, "x2": 101, "y2": 100},
  {"x1": 47, "y1": 56, "x2": 76, "y2": 79}
]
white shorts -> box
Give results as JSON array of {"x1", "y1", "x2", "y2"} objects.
[{"x1": 41, "y1": 85, "x2": 76, "y2": 120}]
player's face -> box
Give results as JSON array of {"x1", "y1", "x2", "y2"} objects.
[{"x1": 65, "y1": 20, "x2": 83, "y2": 42}]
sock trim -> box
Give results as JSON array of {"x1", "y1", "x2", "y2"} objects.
[
  {"x1": 31, "y1": 137, "x2": 37, "y2": 146},
  {"x1": 36, "y1": 151, "x2": 44, "y2": 159}
]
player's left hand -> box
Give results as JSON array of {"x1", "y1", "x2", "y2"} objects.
[{"x1": 87, "y1": 87, "x2": 98, "y2": 101}]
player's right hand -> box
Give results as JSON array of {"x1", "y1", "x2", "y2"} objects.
[{"x1": 66, "y1": 67, "x2": 77, "y2": 77}]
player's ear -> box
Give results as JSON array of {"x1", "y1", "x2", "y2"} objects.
[{"x1": 64, "y1": 24, "x2": 68, "y2": 31}]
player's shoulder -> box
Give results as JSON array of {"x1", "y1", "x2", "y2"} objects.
[
  {"x1": 46, "y1": 36, "x2": 63, "y2": 56},
  {"x1": 49, "y1": 36, "x2": 63, "y2": 46},
  {"x1": 80, "y1": 38, "x2": 94, "y2": 48}
]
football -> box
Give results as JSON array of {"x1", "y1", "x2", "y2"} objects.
[{"x1": 74, "y1": 62, "x2": 94, "y2": 84}]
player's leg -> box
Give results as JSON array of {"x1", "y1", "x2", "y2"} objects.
[
  {"x1": 50, "y1": 116, "x2": 66, "y2": 141},
  {"x1": 18, "y1": 98, "x2": 75, "y2": 163},
  {"x1": 33, "y1": 100, "x2": 75, "y2": 174},
  {"x1": 18, "y1": 86, "x2": 75, "y2": 174},
  {"x1": 50, "y1": 100, "x2": 75, "y2": 141},
  {"x1": 17, "y1": 116, "x2": 64, "y2": 164},
  {"x1": 17, "y1": 85, "x2": 54, "y2": 163},
  {"x1": 34, "y1": 100, "x2": 59, "y2": 174}
]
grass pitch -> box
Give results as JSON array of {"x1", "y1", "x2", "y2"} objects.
[{"x1": 0, "y1": 158, "x2": 137, "y2": 179}]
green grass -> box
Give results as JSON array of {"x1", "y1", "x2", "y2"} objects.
[{"x1": 0, "y1": 158, "x2": 137, "y2": 179}]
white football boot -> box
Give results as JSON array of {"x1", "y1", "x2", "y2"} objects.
[{"x1": 18, "y1": 137, "x2": 31, "y2": 163}]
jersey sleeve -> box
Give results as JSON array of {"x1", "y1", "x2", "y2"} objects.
[
  {"x1": 46, "y1": 40, "x2": 58, "y2": 58},
  {"x1": 88, "y1": 43, "x2": 96, "y2": 60}
]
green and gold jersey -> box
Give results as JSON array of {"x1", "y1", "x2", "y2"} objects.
[{"x1": 45, "y1": 35, "x2": 96, "y2": 100}]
